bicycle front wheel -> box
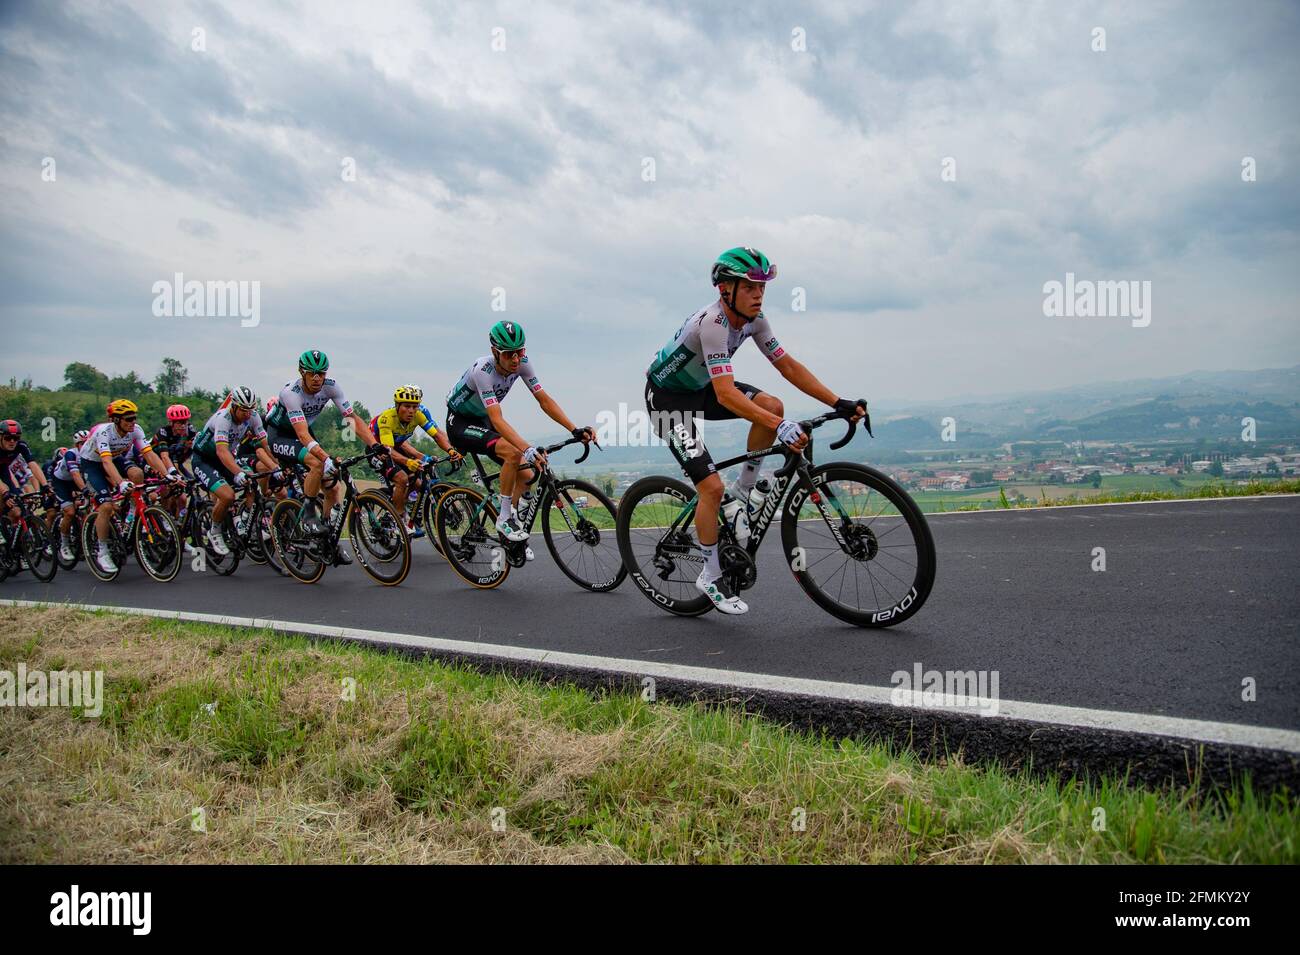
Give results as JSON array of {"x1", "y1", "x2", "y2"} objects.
[
  {"x1": 540, "y1": 479, "x2": 625, "y2": 592},
  {"x1": 270, "y1": 499, "x2": 326, "y2": 584},
  {"x1": 20, "y1": 521, "x2": 59, "y2": 582},
  {"x1": 349, "y1": 490, "x2": 411, "y2": 586},
  {"x1": 615, "y1": 476, "x2": 712, "y2": 617},
  {"x1": 435, "y1": 486, "x2": 507, "y2": 589},
  {"x1": 134, "y1": 506, "x2": 183, "y2": 582},
  {"x1": 781, "y1": 463, "x2": 936, "y2": 627}
]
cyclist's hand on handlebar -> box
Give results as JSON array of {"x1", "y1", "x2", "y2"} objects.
[
  {"x1": 572, "y1": 426, "x2": 595, "y2": 444},
  {"x1": 523, "y1": 446, "x2": 547, "y2": 467},
  {"x1": 777, "y1": 419, "x2": 808, "y2": 451},
  {"x1": 118, "y1": 480, "x2": 134, "y2": 494},
  {"x1": 834, "y1": 397, "x2": 867, "y2": 422},
  {"x1": 445, "y1": 450, "x2": 463, "y2": 472},
  {"x1": 323, "y1": 456, "x2": 337, "y2": 475},
  {"x1": 232, "y1": 470, "x2": 248, "y2": 488}
]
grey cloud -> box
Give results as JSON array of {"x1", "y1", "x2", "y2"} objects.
[{"x1": 178, "y1": 217, "x2": 217, "y2": 239}]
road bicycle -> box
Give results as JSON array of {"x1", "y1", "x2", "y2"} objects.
[
  {"x1": 80, "y1": 478, "x2": 184, "y2": 582},
  {"x1": 269, "y1": 446, "x2": 411, "y2": 585},
  {"x1": 616, "y1": 406, "x2": 936, "y2": 626},
  {"x1": 0, "y1": 491, "x2": 59, "y2": 583},
  {"x1": 434, "y1": 435, "x2": 625, "y2": 591}
]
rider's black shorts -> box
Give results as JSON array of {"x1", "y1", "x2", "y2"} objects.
[
  {"x1": 644, "y1": 377, "x2": 762, "y2": 484},
  {"x1": 445, "y1": 411, "x2": 503, "y2": 462},
  {"x1": 267, "y1": 425, "x2": 315, "y2": 468},
  {"x1": 192, "y1": 453, "x2": 239, "y2": 492}
]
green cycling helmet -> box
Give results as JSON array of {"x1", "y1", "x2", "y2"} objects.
[
  {"x1": 298, "y1": 349, "x2": 329, "y2": 374},
  {"x1": 489, "y1": 320, "x2": 526, "y2": 351},
  {"x1": 711, "y1": 247, "x2": 777, "y2": 287}
]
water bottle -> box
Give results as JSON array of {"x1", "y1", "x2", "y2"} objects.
[
  {"x1": 234, "y1": 511, "x2": 248, "y2": 537},
  {"x1": 330, "y1": 504, "x2": 344, "y2": 530},
  {"x1": 721, "y1": 496, "x2": 744, "y2": 542},
  {"x1": 747, "y1": 478, "x2": 771, "y2": 515}
]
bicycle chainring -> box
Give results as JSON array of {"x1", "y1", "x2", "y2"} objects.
[{"x1": 719, "y1": 543, "x2": 757, "y2": 592}]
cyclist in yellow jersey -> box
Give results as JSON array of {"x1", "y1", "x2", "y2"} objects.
[{"x1": 368, "y1": 386, "x2": 462, "y2": 523}]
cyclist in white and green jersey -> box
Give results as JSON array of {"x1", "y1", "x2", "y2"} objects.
[
  {"x1": 264, "y1": 349, "x2": 388, "y2": 551},
  {"x1": 445, "y1": 320, "x2": 593, "y2": 543},
  {"x1": 645, "y1": 247, "x2": 865, "y2": 615},
  {"x1": 192, "y1": 387, "x2": 271, "y2": 557}
]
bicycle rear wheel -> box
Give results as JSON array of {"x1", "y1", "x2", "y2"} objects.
[
  {"x1": 540, "y1": 479, "x2": 625, "y2": 592},
  {"x1": 421, "y1": 483, "x2": 452, "y2": 558},
  {"x1": 781, "y1": 463, "x2": 935, "y2": 627},
  {"x1": 349, "y1": 490, "x2": 411, "y2": 585},
  {"x1": 615, "y1": 476, "x2": 712, "y2": 617},
  {"x1": 435, "y1": 486, "x2": 507, "y2": 588}
]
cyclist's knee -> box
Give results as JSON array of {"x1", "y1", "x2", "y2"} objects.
[
  {"x1": 754, "y1": 392, "x2": 784, "y2": 416},
  {"x1": 215, "y1": 486, "x2": 235, "y2": 505},
  {"x1": 697, "y1": 474, "x2": 724, "y2": 502}
]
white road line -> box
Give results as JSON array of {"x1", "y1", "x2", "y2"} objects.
[{"x1": 7, "y1": 597, "x2": 1299, "y2": 754}]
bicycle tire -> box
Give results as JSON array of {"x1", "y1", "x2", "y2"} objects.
[
  {"x1": 80, "y1": 511, "x2": 122, "y2": 581},
  {"x1": 134, "y1": 505, "x2": 183, "y2": 582},
  {"x1": 20, "y1": 521, "x2": 59, "y2": 582},
  {"x1": 435, "y1": 485, "x2": 507, "y2": 588},
  {"x1": 781, "y1": 463, "x2": 936, "y2": 627},
  {"x1": 616, "y1": 475, "x2": 712, "y2": 617},
  {"x1": 540, "y1": 478, "x2": 626, "y2": 592},
  {"x1": 270, "y1": 498, "x2": 326, "y2": 584},
  {"x1": 349, "y1": 489, "x2": 412, "y2": 586}
]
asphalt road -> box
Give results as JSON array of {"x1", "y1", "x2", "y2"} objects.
[{"x1": 8, "y1": 496, "x2": 1299, "y2": 732}]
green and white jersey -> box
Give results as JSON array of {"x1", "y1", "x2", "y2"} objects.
[
  {"x1": 646, "y1": 301, "x2": 786, "y2": 392},
  {"x1": 194, "y1": 406, "x2": 266, "y2": 461},
  {"x1": 264, "y1": 377, "x2": 352, "y2": 432},
  {"x1": 446, "y1": 354, "x2": 542, "y2": 418}
]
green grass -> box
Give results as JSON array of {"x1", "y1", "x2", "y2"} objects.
[{"x1": 2, "y1": 606, "x2": 1296, "y2": 864}]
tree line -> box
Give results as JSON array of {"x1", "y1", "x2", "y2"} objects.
[{"x1": 1, "y1": 358, "x2": 369, "y2": 464}]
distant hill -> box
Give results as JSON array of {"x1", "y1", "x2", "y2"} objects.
[{"x1": 549, "y1": 365, "x2": 1300, "y2": 458}]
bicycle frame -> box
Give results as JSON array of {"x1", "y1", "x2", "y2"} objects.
[
  {"x1": 652, "y1": 409, "x2": 870, "y2": 559},
  {"x1": 459, "y1": 435, "x2": 592, "y2": 536}
]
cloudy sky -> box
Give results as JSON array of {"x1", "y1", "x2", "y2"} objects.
[{"x1": 1, "y1": 0, "x2": 1297, "y2": 434}]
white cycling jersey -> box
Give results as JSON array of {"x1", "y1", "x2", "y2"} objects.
[
  {"x1": 194, "y1": 407, "x2": 267, "y2": 459},
  {"x1": 264, "y1": 378, "x2": 352, "y2": 432},
  {"x1": 78, "y1": 421, "x2": 150, "y2": 463},
  {"x1": 647, "y1": 301, "x2": 787, "y2": 392},
  {"x1": 446, "y1": 354, "x2": 543, "y2": 418}
]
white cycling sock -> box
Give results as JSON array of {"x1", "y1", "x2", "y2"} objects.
[
  {"x1": 498, "y1": 494, "x2": 512, "y2": 521},
  {"x1": 699, "y1": 542, "x2": 722, "y2": 580},
  {"x1": 737, "y1": 460, "x2": 760, "y2": 494}
]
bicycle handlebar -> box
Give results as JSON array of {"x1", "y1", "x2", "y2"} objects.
[
  {"x1": 773, "y1": 402, "x2": 873, "y2": 478},
  {"x1": 541, "y1": 433, "x2": 596, "y2": 464}
]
